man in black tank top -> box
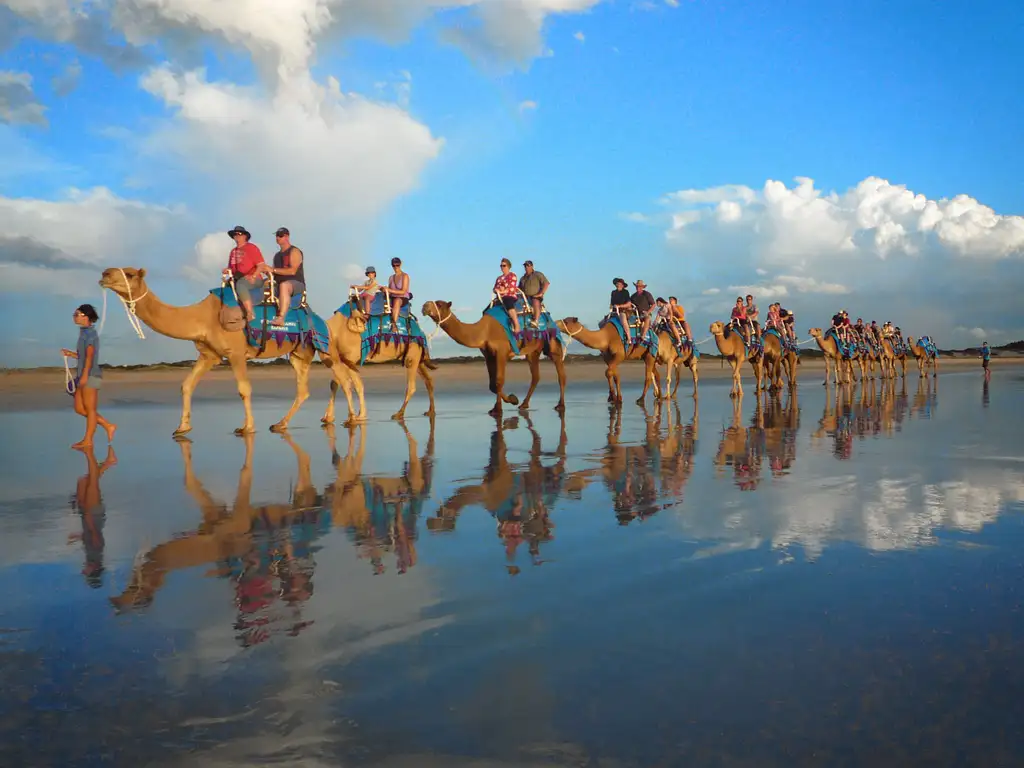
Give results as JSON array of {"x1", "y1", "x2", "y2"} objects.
[{"x1": 262, "y1": 227, "x2": 306, "y2": 326}]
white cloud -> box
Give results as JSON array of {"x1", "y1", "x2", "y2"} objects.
[
  {"x1": 954, "y1": 326, "x2": 991, "y2": 341},
  {"x1": 573, "y1": 30, "x2": 585, "y2": 42},
  {"x1": 701, "y1": 287, "x2": 720, "y2": 296},
  {"x1": 651, "y1": 175, "x2": 1024, "y2": 345},
  {"x1": 664, "y1": 0, "x2": 680, "y2": 6},
  {"x1": 518, "y1": 99, "x2": 538, "y2": 113},
  {"x1": 51, "y1": 59, "x2": 83, "y2": 96},
  {"x1": 620, "y1": 211, "x2": 653, "y2": 223},
  {"x1": 728, "y1": 283, "x2": 789, "y2": 300},
  {"x1": 0, "y1": 70, "x2": 47, "y2": 126}
]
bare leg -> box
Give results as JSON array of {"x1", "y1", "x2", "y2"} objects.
[
  {"x1": 391, "y1": 296, "x2": 404, "y2": 328},
  {"x1": 271, "y1": 282, "x2": 293, "y2": 325},
  {"x1": 509, "y1": 308, "x2": 520, "y2": 334}
]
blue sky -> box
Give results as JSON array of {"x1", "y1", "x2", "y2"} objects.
[{"x1": 1, "y1": 0, "x2": 1022, "y2": 366}]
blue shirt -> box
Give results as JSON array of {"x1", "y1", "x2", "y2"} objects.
[
  {"x1": 982, "y1": 345, "x2": 991, "y2": 361},
  {"x1": 76, "y1": 326, "x2": 102, "y2": 380}
]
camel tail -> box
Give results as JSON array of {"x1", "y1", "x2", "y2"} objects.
[{"x1": 424, "y1": 358, "x2": 439, "y2": 371}]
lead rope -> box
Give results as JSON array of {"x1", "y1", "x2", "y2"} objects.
[
  {"x1": 115, "y1": 268, "x2": 149, "y2": 340},
  {"x1": 425, "y1": 301, "x2": 451, "y2": 343},
  {"x1": 63, "y1": 353, "x2": 77, "y2": 395}
]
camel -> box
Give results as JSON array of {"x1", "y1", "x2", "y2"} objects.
[
  {"x1": 555, "y1": 318, "x2": 697, "y2": 404},
  {"x1": 907, "y1": 336, "x2": 939, "y2": 377},
  {"x1": 321, "y1": 303, "x2": 438, "y2": 425},
  {"x1": 110, "y1": 431, "x2": 325, "y2": 614},
  {"x1": 762, "y1": 331, "x2": 798, "y2": 392},
  {"x1": 882, "y1": 338, "x2": 908, "y2": 379},
  {"x1": 99, "y1": 267, "x2": 355, "y2": 435},
  {"x1": 709, "y1": 321, "x2": 764, "y2": 397},
  {"x1": 421, "y1": 300, "x2": 566, "y2": 416},
  {"x1": 808, "y1": 327, "x2": 853, "y2": 386}
]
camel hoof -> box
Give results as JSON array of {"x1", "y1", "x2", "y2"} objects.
[
  {"x1": 729, "y1": 392, "x2": 737, "y2": 399},
  {"x1": 553, "y1": 403, "x2": 565, "y2": 413},
  {"x1": 518, "y1": 403, "x2": 530, "y2": 412},
  {"x1": 488, "y1": 408, "x2": 501, "y2": 418},
  {"x1": 507, "y1": 394, "x2": 520, "y2": 406},
  {"x1": 391, "y1": 412, "x2": 406, "y2": 421},
  {"x1": 173, "y1": 426, "x2": 192, "y2": 436},
  {"x1": 269, "y1": 423, "x2": 288, "y2": 433},
  {"x1": 234, "y1": 427, "x2": 255, "y2": 436}
]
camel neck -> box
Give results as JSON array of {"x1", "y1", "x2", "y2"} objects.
[
  {"x1": 130, "y1": 291, "x2": 209, "y2": 342},
  {"x1": 441, "y1": 313, "x2": 488, "y2": 349}
]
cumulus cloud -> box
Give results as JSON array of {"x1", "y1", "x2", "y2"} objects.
[
  {"x1": 643, "y1": 175, "x2": 1024, "y2": 345},
  {"x1": 573, "y1": 30, "x2": 585, "y2": 42},
  {"x1": 0, "y1": 70, "x2": 47, "y2": 126},
  {"x1": 51, "y1": 59, "x2": 83, "y2": 96},
  {"x1": 518, "y1": 99, "x2": 538, "y2": 113}
]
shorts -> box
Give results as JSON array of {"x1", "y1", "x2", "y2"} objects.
[
  {"x1": 235, "y1": 275, "x2": 266, "y2": 304},
  {"x1": 81, "y1": 377, "x2": 102, "y2": 390},
  {"x1": 500, "y1": 296, "x2": 518, "y2": 311},
  {"x1": 983, "y1": 359, "x2": 990, "y2": 369},
  {"x1": 279, "y1": 279, "x2": 305, "y2": 295}
]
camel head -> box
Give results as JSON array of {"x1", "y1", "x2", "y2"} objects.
[
  {"x1": 808, "y1": 327, "x2": 822, "y2": 339},
  {"x1": 906, "y1": 336, "x2": 915, "y2": 346},
  {"x1": 709, "y1": 321, "x2": 725, "y2": 336},
  {"x1": 557, "y1": 317, "x2": 581, "y2": 333},
  {"x1": 421, "y1": 300, "x2": 451, "y2": 323},
  {"x1": 99, "y1": 267, "x2": 147, "y2": 298}
]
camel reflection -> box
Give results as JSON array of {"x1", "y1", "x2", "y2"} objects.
[
  {"x1": 324, "y1": 419, "x2": 434, "y2": 576},
  {"x1": 910, "y1": 376, "x2": 938, "y2": 420},
  {"x1": 68, "y1": 446, "x2": 117, "y2": 588},
  {"x1": 110, "y1": 433, "x2": 325, "y2": 646},
  {"x1": 813, "y1": 379, "x2": 917, "y2": 459},
  {"x1": 597, "y1": 399, "x2": 699, "y2": 522},
  {"x1": 429, "y1": 414, "x2": 570, "y2": 573},
  {"x1": 714, "y1": 393, "x2": 798, "y2": 489}
]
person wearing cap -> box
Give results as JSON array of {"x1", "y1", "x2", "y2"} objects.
[
  {"x1": 744, "y1": 294, "x2": 761, "y2": 341},
  {"x1": 631, "y1": 280, "x2": 655, "y2": 340},
  {"x1": 518, "y1": 260, "x2": 549, "y2": 329},
  {"x1": 493, "y1": 258, "x2": 521, "y2": 334},
  {"x1": 223, "y1": 225, "x2": 266, "y2": 320},
  {"x1": 610, "y1": 278, "x2": 633, "y2": 343},
  {"x1": 351, "y1": 266, "x2": 380, "y2": 317},
  {"x1": 778, "y1": 304, "x2": 796, "y2": 342},
  {"x1": 384, "y1": 257, "x2": 410, "y2": 329},
  {"x1": 259, "y1": 227, "x2": 305, "y2": 326}
]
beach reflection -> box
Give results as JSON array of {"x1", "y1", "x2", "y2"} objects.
[{"x1": 70, "y1": 446, "x2": 117, "y2": 588}]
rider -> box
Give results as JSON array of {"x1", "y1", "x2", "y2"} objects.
[
  {"x1": 494, "y1": 258, "x2": 521, "y2": 334},
  {"x1": 261, "y1": 227, "x2": 304, "y2": 327},
  {"x1": 385, "y1": 257, "x2": 411, "y2": 329},
  {"x1": 765, "y1": 302, "x2": 782, "y2": 335},
  {"x1": 223, "y1": 225, "x2": 265, "y2": 321},
  {"x1": 778, "y1": 305, "x2": 796, "y2": 342},
  {"x1": 893, "y1": 325, "x2": 905, "y2": 348},
  {"x1": 518, "y1": 260, "x2": 549, "y2": 329},
  {"x1": 731, "y1": 296, "x2": 749, "y2": 344},
  {"x1": 870, "y1": 320, "x2": 882, "y2": 345},
  {"x1": 610, "y1": 278, "x2": 633, "y2": 343},
  {"x1": 351, "y1": 266, "x2": 380, "y2": 316},
  {"x1": 831, "y1": 310, "x2": 847, "y2": 344},
  {"x1": 631, "y1": 280, "x2": 655, "y2": 341},
  {"x1": 744, "y1": 294, "x2": 761, "y2": 340},
  {"x1": 854, "y1": 317, "x2": 867, "y2": 345},
  {"x1": 668, "y1": 296, "x2": 691, "y2": 342}
]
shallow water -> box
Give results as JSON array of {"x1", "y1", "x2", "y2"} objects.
[{"x1": 1, "y1": 370, "x2": 1022, "y2": 767}]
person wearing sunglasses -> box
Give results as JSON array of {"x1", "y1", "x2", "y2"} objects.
[
  {"x1": 493, "y1": 258, "x2": 521, "y2": 334},
  {"x1": 61, "y1": 304, "x2": 116, "y2": 449}
]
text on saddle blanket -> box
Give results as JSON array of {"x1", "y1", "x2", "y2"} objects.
[
  {"x1": 337, "y1": 301, "x2": 427, "y2": 365},
  {"x1": 211, "y1": 287, "x2": 330, "y2": 354}
]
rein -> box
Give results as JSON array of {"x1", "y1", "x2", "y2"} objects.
[
  {"x1": 425, "y1": 301, "x2": 451, "y2": 342},
  {"x1": 114, "y1": 267, "x2": 149, "y2": 340}
]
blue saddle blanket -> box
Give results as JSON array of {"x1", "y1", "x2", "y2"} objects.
[
  {"x1": 211, "y1": 287, "x2": 329, "y2": 354},
  {"x1": 337, "y1": 302, "x2": 427, "y2": 365},
  {"x1": 599, "y1": 314, "x2": 658, "y2": 355},
  {"x1": 483, "y1": 305, "x2": 563, "y2": 351},
  {"x1": 917, "y1": 336, "x2": 939, "y2": 356},
  {"x1": 824, "y1": 327, "x2": 857, "y2": 359},
  {"x1": 673, "y1": 335, "x2": 700, "y2": 360},
  {"x1": 724, "y1": 324, "x2": 764, "y2": 357},
  {"x1": 764, "y1": 328, "x2": 798, "y2": 356}
]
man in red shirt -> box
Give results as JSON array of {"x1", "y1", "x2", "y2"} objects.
[{"x1": 223, "y1": 225, "x2": 266, "y2": 320}]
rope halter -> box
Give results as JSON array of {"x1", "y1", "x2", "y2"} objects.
[{"x1": 115, "y1": 268, "x2": 149, "y2": 340}]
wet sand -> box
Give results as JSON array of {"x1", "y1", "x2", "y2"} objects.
[{"x1": 0, "y1": 355, "x2": 1010, "y2": 411}]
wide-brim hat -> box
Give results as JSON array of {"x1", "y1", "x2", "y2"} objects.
[
  {"x1": 227, "y1": 225, "x2": 251, "y2": 239},
  {"x1": 612, "y1": 277, "x2": 626, "y2": 286},
  {"x1": 634, "y1": 280, "x2": 647, "y2": 288}
]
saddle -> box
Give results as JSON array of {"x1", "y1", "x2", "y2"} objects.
[
  {"x1": 337, "y1": 295, "x2": 427, "y2": 365},
  {"x1": 724, "y1": 323, "x2": 763, "y2": 356},
  {"x1": 211, "y1": 280, "x2": 329, "y2": 354}
]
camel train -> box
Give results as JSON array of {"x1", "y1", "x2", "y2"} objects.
[{"x1": 99, "y1": 267, "x2": 938, "y2": 433}]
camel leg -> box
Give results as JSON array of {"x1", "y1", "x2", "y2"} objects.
[
  {"x1": 932, "y1": 355, "x2": 938, "y2": 378},
  {"x1": 519, "y1": 351, "x2": 542, "y2": 411},
  {"x1": 486, "y1": 352, "x2": 519, "y2": 416},
  {"x1": 345, "y1": 364, "x2": 368, "y2": 426},
  {"x1": 549, "y1": 344, "x2": 567, "y2": 413},
  {"x1": 271, "y1": 352, "x2": 311, "y2": 432},
  {"x1": 418, "y1": 363, "x2": 436, "y2": 417},
  {"x1": 637, "y1": 356, "x2": 657, "y2": 405},
  {"x1": 822, "y1": 356, "x2": 831, "y2": 386},
  {"x1": 175, "y1": 350, "x2": 220, "y2": 436},
  {"x1": 605, "y1": 364, "x2": 618, "y2": 403},
  {"x1": 227, "y1": 355, "x2": 256, "y2": 435},
  {"x1": 690, "y1": 358, "x2": 699, "y2": 398},
  {"x1": 662, "y1": 360, "x2": 674, "y2": 401},
  {"x1": 322, "y1": 364, "x2": 355, "y2": 426},
  {"x1": 392, "y1": 354, "x2": 417, "y2": 420},
  {"x1": 731, "y1": 358, "x2": 743, "y2": 398}
]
